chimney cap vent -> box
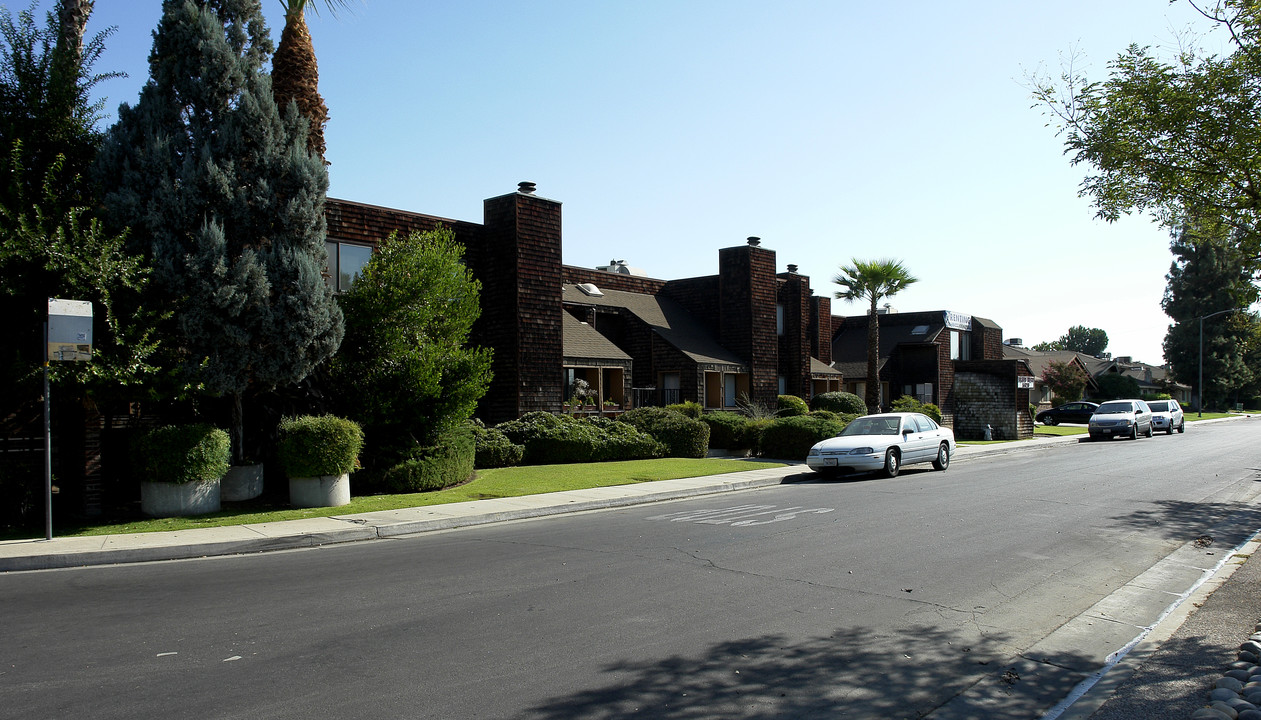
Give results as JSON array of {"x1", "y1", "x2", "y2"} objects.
[
  {"x1": 518, "y1": 181, "x2": 536, "y2": 194},
  {"x1": 747, "y1": 236, "x2": 761, "y2": 246}
]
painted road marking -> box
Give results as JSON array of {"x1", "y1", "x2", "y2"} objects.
[{"x1": 646, "y1": 504, "x2": 834, "y2": 526}]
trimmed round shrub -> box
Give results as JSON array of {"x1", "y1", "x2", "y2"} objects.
[
  {"x1": 586, "y1": 417, "x2": 664, "y2": 460},
  {"x1": 665, "y1": 400, "x2": 703, "y2": 418},
  {"x1": 132, "y1": 424, "x2": 231, "y2": 484},
  {"x1": 618, "y1": 407, "x2": 710, "y2": 458},
  {"x1": 776, "y1": 395, "x2": 808, "y2": 417},
  {"x1": 890, "y1": 396, "x2": 943, "y2": 423},
  {"x1": 759, "y1": 415, "x2": 848, "y2": 460},
  {"x1": 470, "y1": 420, "x2": 524, "y2": 469},
  {"x1": 371, "y1": 428, "x2": 475, "y2": 493},
  {"x1": 277, "y1": 415, "x2": 365, "y2": 478},
  {"x1": 808, "y1": 409, "x2": 840, "y2": 421},
  {"x1": 810, "y1": 391, "x2": 866, "y2": 415},
  {"x1": 739, "y1": 417, "x2": 774, "y2": 455},
  {"x1": 700, "y1": 411, "x2": 747, "y2": 449},
  {"x1": 495, "y1": 412, "x2": 603, "y2": 464}
]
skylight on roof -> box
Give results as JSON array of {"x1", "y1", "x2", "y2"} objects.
[
  {"x1": 576, "y1": 283, "x2": 603, "y2": 297},
  {"x1": 911, "y1": 325, "x2": 929, "y2": 335}
]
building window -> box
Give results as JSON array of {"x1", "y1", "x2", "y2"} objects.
[
  {"x1": 950, "y1": 330, "x2": 971, "y2": 361},
  {"x1": 325, "y1": 241, "x2": 373, "y2": 292},
  {"x1": 776, "y1": 304, "x2": 785, "y2": 336},
  {"x1": 778, "y1": 375, "x2": 787, "y2": 395}
]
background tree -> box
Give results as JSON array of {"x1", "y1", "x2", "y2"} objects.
[
  {"x1": 1033, "y1": 326, "x2": 1110, "y2": 357},
  {"x1": 0, "y1": 2, "x2": 160, "y2": 400},
  {"x1": 1031, "y1": 1, "x2": 1261, "y2": 264},
  {"x1": 95, "y1": 0, "x2": 343, "y2": 461},
  {"x1": 1094, "y1": 372, "x2": 1141, "y2": 401},
  {"x1": 273, "y1": 0, "x2": 352, "y2": 160},
  {"x1": 1041, "y1": 359, "x2": 1088, "y2": 403},
  {"x1": 332, "y1": 227, "x2": 492, "y2": 465},
  {"x1": 1161, "y1": 218, "x2": 1259, "y2": 409},
  {"x1": 833, "y1": 258, "x2": 918, "y2": 414}
]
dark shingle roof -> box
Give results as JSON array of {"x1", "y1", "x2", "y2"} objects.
[
  {"x1": 561, "y1": 285, "x2": 745, "y2": 367},
  {"x1": 562, "y1": 312, "x2": 631, "y2": 362}
]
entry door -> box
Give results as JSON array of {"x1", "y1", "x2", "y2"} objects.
[{"x1": 724, "y1": 374, "x2": 737, "y2": 407}]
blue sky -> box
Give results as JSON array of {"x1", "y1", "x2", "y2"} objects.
[{"x1": 20, "y1": 0, "x2": 1236, "y2": 364}]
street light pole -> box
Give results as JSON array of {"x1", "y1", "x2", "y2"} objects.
[{"x1": 1197, "y1": 308, "x2": 1239, "y2": 417}]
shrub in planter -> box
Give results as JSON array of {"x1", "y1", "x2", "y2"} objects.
[
  {"x1": 132, "y1": 424, "x2": 231, "y2": 484},
  {"x1": 776, "y1": 395, "x2": 808, "y2": 417},
  {"x1": 665, "y1": 400, "x2": 703, "y2": 418},
  {"x1": 700, "y1": 411, "x2": 747, "y2": 449},
  {"x1": 810, "y1": 391, "x2": 866, "y2": 415},
  {"x1": 618, "y1": 407, "x2": 709, "y2": 458},
  {"x1": 374, "y1": 429, "x2": 475, "y2": 493},
  {"x1": 470, "y1": 420, "x2": 524, "y2": 469},
  {"x1": 586, "y1": 417, "x2": 663, "y2": 461},
  {"x1": 759, "y1": 415, "x2": 848, "y2": 460},
  {"x1": 277, "y1": 415, "x2": 365, "y2": 478},
  {"x1": 132, "y1": 424, "x2": 231, "y2": 516}
]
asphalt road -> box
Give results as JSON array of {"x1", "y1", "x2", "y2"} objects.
[{"x1": 4, "y1": 422, "x2": 1260, "y2": 719}]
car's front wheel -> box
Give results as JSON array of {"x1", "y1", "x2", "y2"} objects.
[
  {"x1": 1129, "y1": 423, "x2": 1138, "y2": 440},
  {"x1": 882, "y1": 448, "x2": 900, "y2": 478},
  {"x1": 1042, "y1": 416, "x2": 1058, "y2": 426},
  {"x1": 932, "y1": 443, "x2": 950, "y2": 471}
]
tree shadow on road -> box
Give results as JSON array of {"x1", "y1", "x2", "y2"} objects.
[
  {"x1": 523, "y1": 623, "x2": 1093, "y2": 719},
  {"x1": 1107, "y1": 497, "x2": 1261, "y2": 546}
]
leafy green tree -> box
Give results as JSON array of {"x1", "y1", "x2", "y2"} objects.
[
  {"x1": 1033, "y1": 326, "x2": 1110, "y2": 357},
  {"x1": 333, "y1": 227, "x2": 492, "y2": 462},
  {"x1": 1161, "y1": 218, "x2": 1259, "y2": 409},
  {"x1": 95, "y1": 0, "x2": 343, "y2": 460},
  {"x1": 1095, "y1": 372, "x2": 1142, "y2": 401},
  {"x1": 1041, "y1": 359, "x2": 1088, "y2": 402},
  {"x1": 1031, "y1": 1, "x2": 1261, "y2": 262},
  {"x1": 833, "y1": 258, "x2": 918, "y2": 413},
  {"x1": 0, "y1": 2, "x2": 161, "y2": 400}
]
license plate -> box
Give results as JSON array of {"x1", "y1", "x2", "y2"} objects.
[{"x1": 824, "y1": 458, "x2": 837, "y2": 466}]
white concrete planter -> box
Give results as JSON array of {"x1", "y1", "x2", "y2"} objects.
[
  {"x1": 221, "y1": 463, "x2": 264, "y2": 501},
  {"x1": 289, "y1": 473, "x2": 351, "y2": 508},
  {"x1": 141, "y1": 478, "x2": 221, "y2": 517}
]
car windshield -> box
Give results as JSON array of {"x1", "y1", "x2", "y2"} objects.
[
  {"x1": 1096, "y1": 402, "x2": 1133, "y2": 414},
  {"x1": 1148, "y1": 401, "x2": 1170, "y2": 412},
  {"x1": 840, "y1": 416, "x2": 901, "y2": 436}
]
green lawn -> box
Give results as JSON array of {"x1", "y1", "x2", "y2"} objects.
[{"x1": 20, "y1": 457, "x2": 784, "y2": 539}]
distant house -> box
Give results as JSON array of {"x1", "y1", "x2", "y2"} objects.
[
  {"x1": 831, "y1": 310, "x2": 1035, "y2": 440},
  {"x1": 1001, "y1": 344, "x2": 1191, "y2": 406}
]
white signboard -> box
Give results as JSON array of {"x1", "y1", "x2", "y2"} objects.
[
  {"x1": 48, "y1": 298, "x2": 93, "y2": 362},
  {"x1": 1017, "y1": 376, "x2": 1035, "y2": 389},
  {"x1": 943, "y1": 311, "x2": 972, "y2": 331}
]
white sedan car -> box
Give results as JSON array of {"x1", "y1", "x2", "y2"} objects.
[{"x1": 805, "y1": 412, "x2": 956, "y2": 478}]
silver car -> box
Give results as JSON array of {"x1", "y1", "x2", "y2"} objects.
[
  {"x1": 806, "y1": 412, "x2": 955, "y2": 478},
  {"x1": 1088, "y1": 399, "x2": 1154, "y2": 441},
  {"x1": 1148, "y1": 399, "x2": 1186, "y2": 434}
]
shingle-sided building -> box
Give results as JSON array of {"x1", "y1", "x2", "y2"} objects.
[
  {"x1": 831, "y1": 309, "x2": 1035, "y2": 439},
  {"x1": 324, "y1": 184, "x2": 841, "y2": 425}
]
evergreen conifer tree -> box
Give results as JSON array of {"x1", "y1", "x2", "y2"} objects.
[{"x1": 96, "y1": 0, "x2": 343, "y2": 460}]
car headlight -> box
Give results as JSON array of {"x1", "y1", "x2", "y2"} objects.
[
  {"x1": 808, "y1": 447, "x2": 820, "y2": 456},
  {"x1": 849, "y1": 447, "x2": 874, "y2": 455}
]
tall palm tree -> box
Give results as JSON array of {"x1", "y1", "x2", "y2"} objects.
[
  {"x1": 833, "y1": 259, "x2": 919, "y2": 414},
  {"x1": 273, "y1": 0, "x2": 352, "y2": 161}
]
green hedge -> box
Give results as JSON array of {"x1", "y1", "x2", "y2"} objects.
[
  {"x1": 618, "y1": 407, "x2": 710, "y2": 458},
  {"x1": 665, "y1": 400, "x2": 703, "y2": 418},
  {"x1": 890, "y1": 396, "x2": 942, "y2": 423},
  {"x1": 776, "y1": 395, "x2": 808, "y2": 417},
  {"x1": 740, "y1": 418, "x2": 773, "y2": 454},
  {"x1": 700, "y1": 411, "x2": 748, "y2": 449},
  {"x1": 277, "y1": 415, "x2": 365, "y2": 478},
  {"x1": 495, "y1": 412, "x2": 661, "y2": 465},
  {"x1": 470, "y1": 420, "x2": 524, "y2": 469},
  {"x1": 759, "y1": 415, "x2": 848, "y2": 460},
  {"x1": 132, "y1": 424, "x2": 231, "y2": 484},
  {"x1": 372, "y1": 428, "x2": 475, "y2": 493},
  {"x1": 810, "y1": 391, "x2": 866, "y2": 415}
]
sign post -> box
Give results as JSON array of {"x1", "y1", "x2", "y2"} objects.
[{"x1": 45, "y1": 298, "x2": 92, "y2": 541}]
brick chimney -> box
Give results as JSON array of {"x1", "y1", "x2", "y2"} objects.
[{"x1": 719, "y1": 237, "x2": 778, "y2": 407}]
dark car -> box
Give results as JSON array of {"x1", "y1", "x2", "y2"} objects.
[{"x1": 1035, "y1": 401, "x2": 1099, "y2": 426}]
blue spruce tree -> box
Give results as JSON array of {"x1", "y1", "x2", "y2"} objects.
[{"x1": 96, "y1": 0, "x2": 343, "y2": 460}]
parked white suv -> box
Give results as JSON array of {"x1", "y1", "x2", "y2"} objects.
[
  {"x1": 1088, "y1": 399, "x2": 1154, "y2": 441},
  {"x1": 1148, "y1": 399, "x2": 1186, "y2": 434}
]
